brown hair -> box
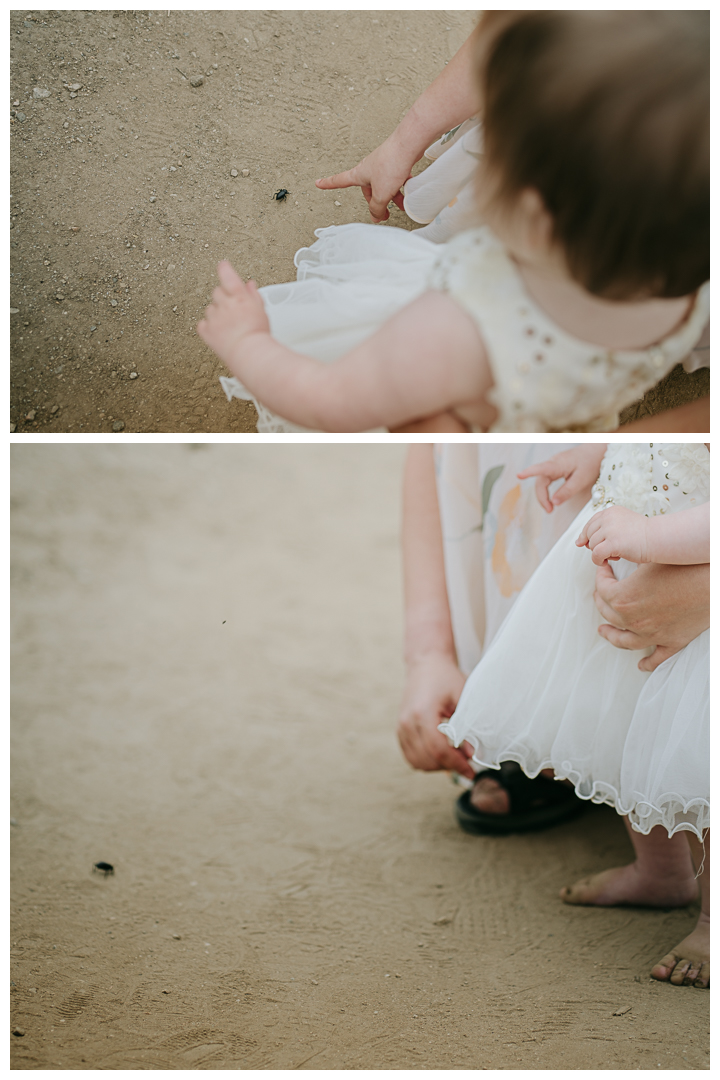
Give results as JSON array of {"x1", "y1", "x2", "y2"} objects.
[{"x1": 480, "y1": 11, "x2": 709, "y2": 298}]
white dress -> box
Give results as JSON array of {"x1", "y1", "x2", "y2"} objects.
[
  {"x1": 438, "y1": 442, "x2": 709, "y2": 839},
  {"x1": 220, "y1": 223, "x2": 709, "y2": 432}
]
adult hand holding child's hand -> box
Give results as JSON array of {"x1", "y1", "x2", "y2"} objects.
[{"x1": 197, "y1": 261, "x2": 270, "y2": 365}]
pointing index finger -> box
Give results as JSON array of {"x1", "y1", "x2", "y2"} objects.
[{"x1": 315, "y1": 170, "x2": 359, "y2": 190}]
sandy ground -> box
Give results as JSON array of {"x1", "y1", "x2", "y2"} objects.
[
  {"x1": 10, "y1": 9, "x2": 709, "y2": 435},
  {"x1": 11, "y1": 444, "x2": 710, "y2": 1071}
]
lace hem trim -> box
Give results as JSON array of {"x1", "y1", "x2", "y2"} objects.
[{"x1": 438, "y1": 725, "x2": 708, "y2": 839}]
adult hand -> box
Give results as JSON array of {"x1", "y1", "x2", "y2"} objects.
[
  {"x1": 517, "y1": 445, "x2": 606, "y2": 513},
  {"x1": 397, "y1": 652, "x2": 474, "y2": 778},
  {"x1": 593, "y1": 561, "x2": 710, "y2": 672},
  {"x1": 316, "y1": 133, "x2": 422, "y2": 223}
]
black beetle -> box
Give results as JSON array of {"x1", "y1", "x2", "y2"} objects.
[
  {"x1": 272, "y1": 188, "x2": 290, "y2": 202},
  {"x1": 93, "y1": 861, "x2": 114, "y2": 877}
]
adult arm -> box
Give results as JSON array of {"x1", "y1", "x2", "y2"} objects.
[
  {"x1": 316, "y1": 21, "x2": 484, "y2": 222},
  {"x1": 397, "y1": 445, "x2": 474, "y2": 777},
  {"x1": 594, "y1": 561, "x2": 710, "y2": 672}
]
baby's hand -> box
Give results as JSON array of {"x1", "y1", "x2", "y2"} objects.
[
  {"x1": 197, "y1": 261, "x2": 270, "y2": 365},
  {"x1": 576, "y1": 506, "x2": 649, "y2": 565},
  {"x1": 517, "y1": 445, "x2": 607, "y2": 513}
]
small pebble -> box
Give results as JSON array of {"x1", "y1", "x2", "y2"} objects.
[
  {"x1": 241, "y1": 169, "x2": 249, "y2": 177},
  {"x1": 172, "y1": 933, "x2": 182, "y2": 940},
  {"x1": 167, "y1": 263, "x2": 176, "y2": 271},
  {"x1": 50, "y1": 405, "x2": 59, "y2": 414},
  {"x1": 613, "y1": 1006, "x2": 632, "y2": 1016},
  {"x1": 14, "y1": 112, "x2": 26, "y2": 122},
  {"x1": 149, "y1": 196, "x2": 156, "y2": 203},
  {"x1": 129, "y1": 372, "x2": 138, "y2": 380},
  {"x1": 25, "y1": 410, "x2": 36, "y2": 421},
  {"x1": 189, "y1": 75, "x2": 204, "y2": 88},
  {"x1": 13, "y1": 100, "x2": 19, "y2": 106},
  {"x1": 10, "y1": 308, "x2": 19, "y2": 315},
  {"x1": 230, "y1": 168, "x2": 238, "y2": 177},
  {"x1": 10, "y1": 424, "x2": 16, "y2": 433},
  {"x1": 112, "y1": 421, "x2": 125, "y2": 432},
  {"x1": 33, "y1": 87, "x2": 50, "y2": 98},
  {"x1": 110, "y1": 299, "x2": 118, "y2": 307},
  {"x1": 70, "y1": 93, "x2": 77, "y2": 99},
  {"x1": 161, "y1": 989, "x2": 171, "y2": 994},
  {"x1": 12, "y1": 1029, "x2": 25, "y2": 1037},
  {"x1": 70, "y1": 226, "x2": 80, "y2": 232},
  {"x1": 68, "y1": 83, "x2": 83, "y2": 92},
  {"x1": 334, "y1": 200, "x2": 341, "y2": 206},
  {"x1": 170, "y1": 166, "x2": 176, "y2": 172}
]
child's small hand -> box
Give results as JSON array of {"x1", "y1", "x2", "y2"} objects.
[
  {"x1": 197, "y1": 261, "x2": 270, "y2": 365},
  {"x1": 517, "y1": 445, "x2": 606, "y2": 513},
  {"x1": 576, "y1": 506, "x2": 649, "y2": 565}
]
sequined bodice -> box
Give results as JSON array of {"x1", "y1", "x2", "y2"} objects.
[
  {"x1": 591, "y1": 443, "x2": 709, "y2": 517},
  {"x1": 430, "y1": 227, "x2": 710, "y2": 433}
]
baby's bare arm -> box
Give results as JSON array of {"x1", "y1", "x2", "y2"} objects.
[
  {"x1": 578, "y1": 502, "x2": 709, "y2": 565},
  {"x1": 645, "y1": 502, "x2": 710, "y2": 564},
  {"x1": 203, "y1": 274, "x2": 492, "y2": 431}
]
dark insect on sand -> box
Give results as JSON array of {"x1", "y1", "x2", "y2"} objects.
[{"x1": 272, "y1": 188, "x2": 291, "y2": 201}]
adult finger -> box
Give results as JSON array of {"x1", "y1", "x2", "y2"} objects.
[
  {"x1": 592, "y1": 589, "x2": 625, "y2": 626},
  {"x1": 366, "y1": 188, "x2": 393, "y2": 223},
  {"x1": 315, "y1": 167, "x2": 365, "y2": 190},
  {"x1": 597, "y1": 622, "x2": 644, "y2": 650},
  {"x1": 638, "y1": 644, "x2": 678, "y2": 672},
  {"x1": 517, "y1": 463, "x2": 562, "y2": 512},
  {"x1": 551, "y1": 471, "x2": 590, "y2": 505},
  {"x1": 400, "y1": 721, "x2": 474, "y2": 778},
  {"x1": 391, "y1": 190, "x2": 405, "y2": 212},
  {"x1": 593, "y1": 561, "x2": 621, "y2": 603}
]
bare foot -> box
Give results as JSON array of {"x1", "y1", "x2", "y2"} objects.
[
  {"x1": 651, "y1": 912, "x2": 709, "y2": 988},
  {"x1": 560, "y1": 862, "x2": 698, "y2": 908}
]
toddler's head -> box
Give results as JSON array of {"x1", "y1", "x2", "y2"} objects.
[{"x1": 478, "y1": 11, "x2": 708, "y2": 299}]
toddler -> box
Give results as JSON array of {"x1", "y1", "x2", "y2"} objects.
[
  {"x1": 198, "y1": 11, "x2": 708, "y2": 433},
  {"x1": 440, "y1": 442, "x2": 709, "y2": 988}
]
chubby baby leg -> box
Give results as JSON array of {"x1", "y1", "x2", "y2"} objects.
[
  {"x1": 560, "y1": 818, "x2": 698, "y2": 908},
  {"x1": 651, "y1": 832, "x2": 709, "y2": 988}
]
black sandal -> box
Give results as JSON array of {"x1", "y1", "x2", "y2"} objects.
[{"x1": 455, "y1": 760, "x2": 585, "y2": 836}]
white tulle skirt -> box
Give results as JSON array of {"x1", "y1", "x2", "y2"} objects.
[
  {"x1": 220, "y1": 224, "x2": 439, "y2": 432},
  {"x1": 438, "y1": 501, "x2": 709, "y2": 838}
]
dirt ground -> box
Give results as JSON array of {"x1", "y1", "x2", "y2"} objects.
[
  {"x1": 11, "y1": 444, "x2": 709, "y2": 1070},
  {"x1": 10, "y1": 9, "x2": 709, "y2": 435}
]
